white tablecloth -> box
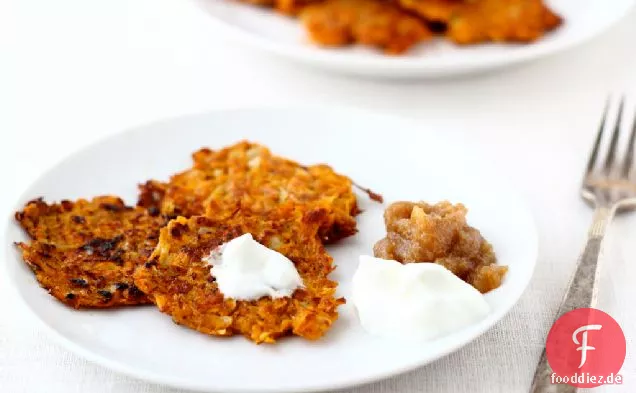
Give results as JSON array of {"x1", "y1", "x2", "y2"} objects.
[{"x1": 2, "y1": 1, "x2": 636, "y2": 392}]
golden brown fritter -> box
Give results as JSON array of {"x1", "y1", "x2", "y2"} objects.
[
  {"x1": 133, "y1": 206, "x2": 344, "y2": 344},
  {"x1": 138, "y1": 141, "x2": 360, "y2": 244},
  {"x1": 233, "y1": 0, "x2": 564, "y2": 54},
  {"x1": 399, "y1": 0, "x2": 563, "y2": 44},
  {"x1": 447, "y1": 0, "x2": 563, "y2": 44},
  {"x1": 373, "y1": 201, "x2": 507, "y2": 293},
  {"x1": 301, "y1": 0, "x2": 433, "y2": 54},
  {"x1": 15, "y1": 196, "x2": 167, "y2": 308}
]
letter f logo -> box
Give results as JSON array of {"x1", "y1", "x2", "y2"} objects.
[{"x1": 573, "y1": 324, "x2": 603, "y2": 368}]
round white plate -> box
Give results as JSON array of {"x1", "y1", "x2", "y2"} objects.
[
  {"x1": 192, "y1": 0, "x2": 635, "y2": 78},
  {"x1": 4, "y1": 107, "x2": 537, "y2": 392}
]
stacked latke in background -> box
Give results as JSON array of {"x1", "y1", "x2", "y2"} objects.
[
  {"x1": 15, "y1": 141, "x2": 358, "y2": 343},
  {"x1": 301, "y1": 0, "x2": 433, "y2": 55},
  {"x1": 235, "y1": 0, "x2": 563, "y2": 54}
]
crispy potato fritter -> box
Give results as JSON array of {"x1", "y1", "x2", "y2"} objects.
[
  {"x1": 398, "y1": 0, "x2": 563, "y2": 44},
  {"x1": 447, "y1": 0, "x2": 562, "y2": 44},
  {"x1": 234, "y1": 0, "x2": 563, "y2": 53},
  {"x1": 138, "y1": 141, "x2": 359, "y2": 243},
  {"x1": 15, "y1": 197, "x2": 167, "y2": 308},
  {"x1": 133, "y1": 206, "x2": 344, "y2": 344},
  {"x1": 301, "y1": 0, "x2": 433, "y2": 54}
]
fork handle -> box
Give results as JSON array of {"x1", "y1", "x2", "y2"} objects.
[{"x1": 529, "y1": 205, "x2": 615, "y2": 393}]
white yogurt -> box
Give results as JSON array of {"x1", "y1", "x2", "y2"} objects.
[
  {"x1": 352, "y1": 255, "x2": 490, "y2": 341},
  {"x1": 203, "y1": 233, "x2": 303, "y2": 300}
]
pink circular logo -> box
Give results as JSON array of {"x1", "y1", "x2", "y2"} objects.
[{"x1": 546, "y1": 308, "x2": 626, "y2": 388}]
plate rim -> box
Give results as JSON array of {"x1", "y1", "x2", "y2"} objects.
[
  {"x1": 3, "y1": 106, "x2": 540, "y2": 392},
  {"x1": 189, "y1": 0, "x2": 636, "y2": 76}
]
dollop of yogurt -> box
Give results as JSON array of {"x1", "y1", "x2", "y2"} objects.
[
  {"x1": 203, "y1": 233, "x2": 303, "y2": 300},
  {"x1": 352, "y1": 256, "x2": 490, "y2": 341}
]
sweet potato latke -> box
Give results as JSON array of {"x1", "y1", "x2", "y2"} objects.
[
  {"x1": 373, "y1": 201, "x2": 507, "y2": 293},
  {"x1": 138, "y1": 141, "x2": 359, "y2": 243},
  {"x1": 446, "y1": 0, "x2": 563, "y2": 45},
  {"x1": 15, "y1": 197, "x2": 167, "y2": 308},
  {"x1": 133, "y1": 206, "x2": 344, "y2": 344},
  {"x1": 301, "y1": 0, "x2": 433, "y2": 54},
  {"x1": 234, "y1": 0, "x2": 563, "y2": 53}
]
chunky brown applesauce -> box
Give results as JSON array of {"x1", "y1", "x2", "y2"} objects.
[{"x1": 373, "y1": 201, "x2": 507, "y2": 293}]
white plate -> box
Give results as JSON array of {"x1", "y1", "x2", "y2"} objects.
[
  {"x1": 192, "y1": 0, "x2": 635, "y2": 78},
  {"x1": 4, "y1": 107, "x2": 537, "y2": 392}
]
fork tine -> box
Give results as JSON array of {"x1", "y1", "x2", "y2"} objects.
[
  {"x1": 586, "y1": 99, "x2": 610, "y2": 174},
  {"x1": 622, "y1": 106, "x2": 636, "y2": 177},
  {"x1": 604, "y1": 97, "x2": 625, "y2": 174}
]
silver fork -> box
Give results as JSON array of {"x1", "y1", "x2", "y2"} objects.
[{"x1": 529, "y1": 98, "x2": 636, "y2": 393}]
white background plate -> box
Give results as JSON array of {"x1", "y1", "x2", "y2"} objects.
[
  {"x1": 192, "y1": 0, "x2": 636, "y2": 78},
  {"x1": 4, "y1": 108, "x2": 537, "y2": 392}
]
